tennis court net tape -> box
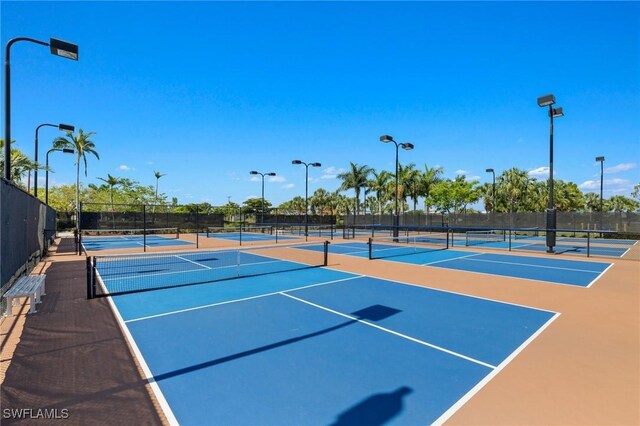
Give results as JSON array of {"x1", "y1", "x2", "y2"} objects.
[
  {"x1": 87, "y1": 241, "x2": 329, "y2": 298},
  {"x1": 368, "y1": 232, "x2": 449, "y2": 260}
]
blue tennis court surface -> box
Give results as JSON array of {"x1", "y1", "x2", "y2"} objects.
[
  {"x1": 99, "y1": 249, "x2": 558, "y2": 425},
  {"x1": 460, "y1": 238, "x2": 629, "y2": 257},
  {"x1": 82, "y1": 235, "x2": 193, "y2": 251},
  {"x1": 300, "y1": 242, "x2": 612, "y2": 288},
  {"x1": 204, "y1": 231, "x2": 301, "y2": 242}
]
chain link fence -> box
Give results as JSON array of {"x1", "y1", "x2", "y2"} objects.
[
  {"x1": 344, "y1": 211, "x2": 640, "y2": 233},
  {"x1": 1, "y1": 179, "x2": 57, "y2": 316}
]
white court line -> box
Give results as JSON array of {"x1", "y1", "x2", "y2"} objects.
[
  {"x1": 421, "y1": 252, "x2": 484, "y2": 266},
  {"x1": 585, "y1": 262, "x2": 615, "y2": 288},
  {"x1": 124, "y1": 275, "x2": 365, "y2": 323},
  {"x1": 461, "y1": 256, "x2": 607, "y2": 274},
  {"x1": 432, "y1": 312, "x2": 561, "y2": 425},
  {"x1": 102, "y1": 285, "x2": 179, "y2": 425},
  {"x1": 175, "y1": 255, "x2": 212, "y2": 270},
  {"x1": 280, "y1": 292, "x2": 496, "y2": 370}
]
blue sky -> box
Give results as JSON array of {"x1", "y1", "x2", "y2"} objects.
[{"x1": 2, "y1": 1, "x2": 639, "y2": 207}]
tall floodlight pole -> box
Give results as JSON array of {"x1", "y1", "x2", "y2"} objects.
[
  {"x1": 485, "y1": 168, "x2": 496, "y2": 214},
  {"x1": 45, "y1": 147, "x2": 74, "y2": 204},
  {"x1": 596, "y1": 156, "x2": 605, "y2": 231},
  {"x1": 292, "y1": 160, "x2": 321, "y2": 240},
  {"x1": 34, "y1": 123, "x2": 74, "y2": 197},
  {"x1": 537, "y1": 94, "x2": 564, "y2": 253},
  {"x1": 249, "y1": 170, "x2": 276, "y2": 224},
  {"x1": 379, "y1": 135, "x2": 414, "y2": 239},
  {"x1": 4, "y1": 37, "x2": 78, "y2": 181}
]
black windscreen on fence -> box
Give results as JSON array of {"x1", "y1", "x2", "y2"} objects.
[
  {"x1": 80, "y1": 203, "x2": 224, "y2": 231},
  {"x1": 344, "y1": 211, "x2": 640, "y2": 233},
  {"x1": 1, "y1": 178, "x2": 57, "y2": 316}
]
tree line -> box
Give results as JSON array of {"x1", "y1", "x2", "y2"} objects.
[{"x1": 3, "y1": 138, "x2": 639, "y2": 217}]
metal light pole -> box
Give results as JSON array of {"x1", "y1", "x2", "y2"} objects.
[
  {"x1": 596, "y1": 156, "x2": 605, "y2": 231},
  {"x1": 292, "y1": 160, "x2": 321, "y2": 240},
  {"x1": 379, "y1": 135, "x2": 414, "y2": 239},
  {"x1": 34, "y1": 123, "x2": 74, "y2": 197},
  {"x1": 249, "y1": 170, "x2": 276, "y2": 224},
  {"x1": 45, "y1": 147, "x2": 74, "y2": 204},
  {"x1": 4, "y1": 37, "x2": 78, "y2": 181},
  {"x1": 537, "y1": 94, "x2": 564, "y2": 253},
  {"x1": 485, "y1": 168, "x2": 495, "y2": 214}
]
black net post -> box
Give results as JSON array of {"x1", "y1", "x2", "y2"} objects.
[
  {"x1": 368, "y1": 237, "x2": 373, "y2": 260},
  {"x1": 239, "y1": 208, "x2": 243, "y2": 246},
  {"x1": 587, "y1": 232, "x2": 591, "y2": 258},
  {"x1": 196, "y1": 206, "x2": 199, "y2": 249},
  {"x1": 143, "y1": 204, "x2": 147, "y2": 252},
  {"x1": 77, "y1": 201, "x2": 83, "y2": 255},
  {"x1": 86, "y1": 256, "x2": 94, "y2": 299},
  {"x1": 323, "y1": 241, "x2": 330, "y2": 266},
  {"x1": 508, "y1": 229, "x2": 512, "y2": 251}
]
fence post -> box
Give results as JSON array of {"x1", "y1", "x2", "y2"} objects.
[{"x1": 143, "y1": 205, "x2": 147, "y2": 252}]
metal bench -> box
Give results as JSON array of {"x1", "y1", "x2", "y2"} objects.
[{"x1": 3, "y1": 275, "x2": 46, "y2": 316}]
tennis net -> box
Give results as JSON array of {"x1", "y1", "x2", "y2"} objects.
[
  {"x1": 465, "y1": 230, "x2": 505, "y2": 246},
  {"x1": 81, "y1": 227, "x2": 179, "y2": 240},
  {"x1": 513, "y1": 227, "x2": 540, "y2": 239},
  {"x1": 206, "y1": 225, "x2": 274, "y2": 237},
  {"x1": 368, "y1": 232, "x2": 449, "y2": 260},
  {"x1": 87, "y1": 241, "x2": 329, "y2": 298}
]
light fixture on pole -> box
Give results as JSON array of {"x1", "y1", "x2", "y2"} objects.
[
  {"x1": 4, "y1": 37, "x2": 79, "y2": 181},
  {"x1": 595, "y1": 156, "x2": 605, "y2": 231},
  {"x1": 45, "y1": 147, "x2": 74, "y2": 205},
  {"x1": 34, "y1": 123, "x2": 74, "y2": 197},
  {"x1": 249, "y1": 170, "x2": 276, "y2": 224},
  {"x1": 485, "y1": 168, "x2": 496, "y2": 214},
  {"x1": 537, "y1": 94, "x2": 564, "y2": 253},
  {"x1": 379, "y1": 135, "x2": 414, "y2": 239},
  {"x1": 292, "y1": 160, "x2": 321, "y2": 240}
]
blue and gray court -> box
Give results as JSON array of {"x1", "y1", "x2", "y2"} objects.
[
  {"x1": 300, "y1": 242, "x2": 612, "y2": 288},
  {"x1": 95, "y1": 248, "x2": 558, "y2": 425}
]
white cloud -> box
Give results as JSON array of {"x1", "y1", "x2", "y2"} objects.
[
  {"x1": 250, "y1": 174, "x2": 285, "y2": 183},
  {"x1": 579, "y1": 178, "x2": 633, "y2": 193},
  {"x1": 321, "y1": 166, "x2": 345, "y2": 180},
  {"x1": 578, "y1": 180, "x2": 598, "y2": 190},
  {"x1": 466, "y1": 175, "x2": 480, "y2": 182},
  {"x1": 605, "y1": 163, "x2": 637, "y2": 174},
  {"x1": 146, "y1": 161, "x2": 154, "y2": 165},
  {"x1": 282, "y1": 183, "x2": 295, "y2": 190},
  {"x1": 455, "y1": 169, "x2": 469, "y2": 176},
  {"x1": 118, "y1": 164, "x2": 134, "y2": 171},
  {"x1": 528, "y1": 166, "x2": 549, "y2": 178}
]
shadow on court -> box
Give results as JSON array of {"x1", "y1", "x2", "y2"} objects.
[
  {"x1": 153, "y1": 304, "x2": 401, "y2": 383},
  {"x1": 330, "y1": 386, "x2": 414, "y2": 426}
]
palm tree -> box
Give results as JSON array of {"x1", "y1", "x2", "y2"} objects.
[
  {"x1": 337, "y1": 162, "x2": 373, "y2": 216},
  {"x1": 0, "y1": 139, "x2": 39, "y2": 188},
  {"x1": 396, "y1": 163, "x2": 418, "y2": 214},
  {"x1": 400, "y1": 163, "x2": 421, "y2": 211},
  {"x1": 53, "y1": 129, "x2": 99, "y2": 229},
  {"x1": 310, "y1": 188, "x2": 329, "y2": 217},
  {"x1": 368, "y1": 170, "x2": 392, "y2": 218},
  {"x1": 420, "y1": 164, "x2": 443, "y2": 222},
  {"x1": 97, "y1": 174, "x2": 122, "y2": 229},
  {"x1": 153, "y1": 170, "x2": 166, "y2": 216}
]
